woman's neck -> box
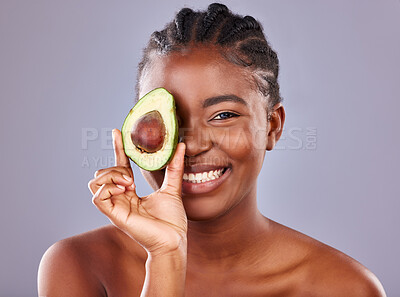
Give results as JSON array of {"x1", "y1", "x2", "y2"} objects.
[{"x1": 186, "y1": 186, "x2": 272, "y2": 268}]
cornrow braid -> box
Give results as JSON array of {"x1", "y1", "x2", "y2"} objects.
[
  {"x1": 196, "y1": 3, "x2": 229, "y2": 42},
  {"x1": 174, "y1": 8, "x2": 199, "y2": 43},
  {"x1": 136, "y1": 2, "x2": 283, "y2": 110},
  {"x1": 217, "y1": 15, "x2": 264, "y2": 45}
]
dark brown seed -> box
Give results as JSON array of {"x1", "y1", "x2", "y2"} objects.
[{"x1": 131, "y1": 110, "x2": 166, "y2": 153}]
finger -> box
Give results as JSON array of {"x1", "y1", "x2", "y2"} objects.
[
  {"x1": 160, "y1": 142, "x2": 186, "y2": 195},
  {"x1": 93, "y1": 184, "x2": 141, "y2": 233},
  {"x1": 113, "y1": 128, "x2": 131, "y2": 168},
  {"x1": 88, "y1": 170, "x2": 135, "y2": 195},
  {"x1": 94, "y1": 166, "x2": 132, "y2": 178},
  {"x1": 92, "y1": 183, "x2": 126, "y2": 215}
]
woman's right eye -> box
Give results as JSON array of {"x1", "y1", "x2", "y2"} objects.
[{"x1": 211, "y1": 112, "x2": 240, "y2": 121}]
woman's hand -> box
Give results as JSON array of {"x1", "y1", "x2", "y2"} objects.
[{"x1": 88, "y1": 129, "x2": 187, "y2": 256}]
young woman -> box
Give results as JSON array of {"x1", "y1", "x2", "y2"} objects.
[{"x1": 38, "y1": 3, "x2": 387, "y2": 297}]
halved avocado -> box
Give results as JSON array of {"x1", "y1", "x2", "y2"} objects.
[{"x1": 121, "y1": 88, "x2": 178, "y2": 171}]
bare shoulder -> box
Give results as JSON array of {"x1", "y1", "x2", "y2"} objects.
[
  {"x1": 38, "y1": 224, "x2": 146, "y2": 297},
  {"x1": 38, "y1": 225, "x2": 113, "y2": 296},
  {"x1": 269, "y1": 220, "x2": 387, "y2": 297},
  {"x1": 303, "y1": 242, "x2": 386, "y2": 297}
]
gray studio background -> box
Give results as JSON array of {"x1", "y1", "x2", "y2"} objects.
[{"x1": 1, "y1": 0, "x2": 399, "y2": 296}]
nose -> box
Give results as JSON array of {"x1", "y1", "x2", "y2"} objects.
[{"x1": 178, "y1": 123, "x2": 213, "y2": 157}]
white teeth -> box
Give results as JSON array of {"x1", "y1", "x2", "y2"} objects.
[{"x1": 183, "y1": 168, "x2": 226, "y2": 183}]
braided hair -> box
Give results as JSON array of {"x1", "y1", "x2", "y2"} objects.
[{"x1": 136, "y1": 3, "x2": 282, "y2": 112}]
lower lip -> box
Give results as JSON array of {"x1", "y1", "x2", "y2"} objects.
[{"x1": 181, "y1": 168, "x2": 232, "y2": 195}]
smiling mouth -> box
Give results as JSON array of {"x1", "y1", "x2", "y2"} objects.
[{"x1": 182, "y1": 167, "x2": 229, "y2": 184}]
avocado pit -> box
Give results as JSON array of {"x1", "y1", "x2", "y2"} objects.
[{"x1": 131, "y1": 110, "x2": 166, "y2": 153}]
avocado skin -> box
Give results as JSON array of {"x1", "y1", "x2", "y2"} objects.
[{"x1": 121, "y1": 88, "x2": 179, "y2": 171}]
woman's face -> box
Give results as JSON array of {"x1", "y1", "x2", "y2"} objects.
[{"x1": 138, "y1": 45, "x2": 283, "y2": 221}]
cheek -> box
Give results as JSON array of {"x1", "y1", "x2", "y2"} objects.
[
  {"x1": 212, "y1": 123, "x2": 267, "y2": 191},
  {"x1": 213, "y1": 123, "x2": 267, "y2": 162}
]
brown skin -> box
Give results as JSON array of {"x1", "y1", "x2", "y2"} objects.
[{"x1": 38, "y1": 46, "x2": 386, "y2": 297}]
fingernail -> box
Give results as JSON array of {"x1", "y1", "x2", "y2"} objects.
[
  {"x1": 123, "y1": 174, "x2": 132, "y2": 181},
  {"x1": 116, "y1": 184, "x2": 125, "y2": 190}
]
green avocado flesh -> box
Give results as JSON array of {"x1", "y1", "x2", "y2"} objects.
[{"x1": 121, "y1": 88, "x2": 178, "y2": 171}]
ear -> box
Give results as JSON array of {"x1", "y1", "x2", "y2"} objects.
[{"x1": 266, "y1": 103, "x2": 285, "y2": 151}]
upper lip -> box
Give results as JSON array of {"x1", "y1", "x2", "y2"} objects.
[{"x1": 184, "y1": 164, "x2": 230, "y2": 174}]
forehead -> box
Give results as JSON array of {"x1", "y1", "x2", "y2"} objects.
[{"x1": 139, "y1": 46, "x2": 264, "y2": 108}]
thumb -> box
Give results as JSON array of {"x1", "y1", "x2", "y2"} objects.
[{"x1": 160, "y1": 142, "x2": 186, "y2": 195}]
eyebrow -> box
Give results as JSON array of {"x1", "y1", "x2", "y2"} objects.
[{"x1": 202, "y1": 95, "x2": 247, "y2": 108}]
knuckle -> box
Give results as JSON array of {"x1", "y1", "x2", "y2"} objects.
[
  {"x1": 87, "y1": 180, "x2": 94, "y2": 193},
  {"x1": 98, "y1": 169, "x2": 120, "y2": 180},
  {"x1": 92, "y1": 192, "x2": 99, "y2": 205},
  {"x1": 95, "y1": 167, "x2": 117, "y2": 178},
  {"x1": 109, "y1": 170, "x2": 124, "y2": 181},
  {"x1": 101, "y1": 183, "x2": 110, "y2": 191},
  {"x1": 167, "y1": 166, "x2": 182, "y2": 176},
  {"x1": 115, "y1": 166, "x2": 128, "y2": 175},
  {"x1": 112, "y1": 167, "x2": 131, "y2": 179},
  {"x1": 167, "y1": 165, "x2": 179, "y2": 172},
  {"x1": 123, "y1": 167, "x2": 131, "y2": 176},
  {"x1": 112, "y1": 169, "x2": 123, "y2": 175},
  {"x1": 106, "y1": 186, "x2": 114, "y2": 196},
  {"x1": 106, "y1": 169, "x2": 116, "y2": 177},
  {"x1": 93, "y1": 184, "x2": 106, "y2": 198}
]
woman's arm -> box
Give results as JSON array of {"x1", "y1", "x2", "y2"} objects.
[
  {"x1": 89, "y1": 129, "x2": 188, "y2": 297},
  {"x1": 141, "y1": 247, "x2": 187, "y2": 297},
  {"x1": 39, "y1": 130, "x2": 188, "y2": 297}
]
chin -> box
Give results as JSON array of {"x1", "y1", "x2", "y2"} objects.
[
  {"x1": 182, "y1": 194, "x2": 230, "y2": 222},
  {"x1": 185, "y1": 210, "x2": 222, "y2": 222}
]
